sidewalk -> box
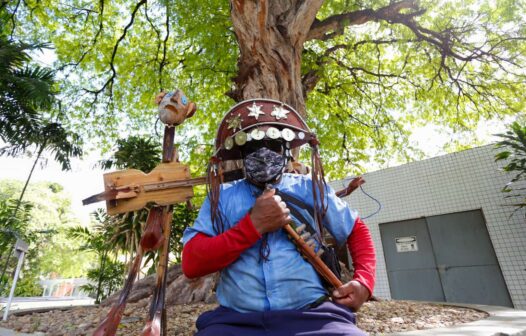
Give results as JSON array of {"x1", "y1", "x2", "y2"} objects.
[
  {"x1": 392, "y1": 303, "x2": 526, "y2": 336},
  {"x1": 0, "y1": 297, "x2": 94, "y2": 312}
]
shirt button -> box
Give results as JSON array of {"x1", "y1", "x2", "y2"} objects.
[{"x1": 267, "y1": 291, "x2": 272, "y2": 297}]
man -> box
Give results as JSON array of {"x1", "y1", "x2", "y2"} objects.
[{"x1": 182, "y1": 99, "x2": 376, "y2": 335}]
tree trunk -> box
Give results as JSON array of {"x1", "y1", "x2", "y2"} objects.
[
  {"x1": 13, "y1": 144, "x2": 45, "y2": 219},
  {"x1": 229, "y1": 0, "x2": 323, "y2": 116},
  {"x1": 96, "y1": 250, "x2": 108, "y2": 304}
]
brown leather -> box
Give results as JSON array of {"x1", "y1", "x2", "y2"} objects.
[{"x1": 215, "y1": 99, "x2": 314, "y2": 161}]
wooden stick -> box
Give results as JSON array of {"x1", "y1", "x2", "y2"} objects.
[
  {"x1": 92, "y1": 246, "x2": 144, "y2": 336},
  {"x1": 142, "y1": 207, "x2": 172, "y2": 336},
  {"x1": 283, "y1": 223, "x2": 343, "y2": 288}
]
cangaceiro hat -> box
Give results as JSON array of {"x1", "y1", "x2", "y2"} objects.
[{"x1": 214, "y1": 99, "x2": 315, "y2": 161}]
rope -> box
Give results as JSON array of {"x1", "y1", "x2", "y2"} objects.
[
  {"x1": 359, "y1": 185, "x2": 382, "y2": 219},
  {"x1": 339, "y1": 178, "x2": 382, "y2": 219}
]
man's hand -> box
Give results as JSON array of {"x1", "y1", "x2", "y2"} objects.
[
  {"x1": 250, "y1": 188, "x2": 291, "y2": 235},
  {"x1": 349, "y1": 176, "x2": 365, "y2": 191},
  {"x1": 332, "y1": 280, "x2": 370, "y2": 311},
  {"x1": 335, "y1": 176, "x2": 365, "y2": 198}
]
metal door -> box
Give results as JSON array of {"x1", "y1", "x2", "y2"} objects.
[
  {"x1": 426, "y1": 210, "x2": 513, "y2": 307},
  {"x1": 380, "y1": 210, "x2": 513, "y2": 307},
  {"x1": 380, "y1": 218, "x2": 445, "y2": 301}
]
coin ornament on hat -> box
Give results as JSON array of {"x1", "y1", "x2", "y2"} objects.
[
  {"x1": 214, "y1": 99, "x2": 315, "y2": 161},
  {"x1": 224, "y1": 136, "x2": 235, "y2": 150},
  {"x1": 282, "y1": 128, "x2": 296, "y2": 142},
  {"x1": 271, "y1": 105, "x2": 290, "y2": 120},
  {"x1": 226, "y1": 114, "x2": 243, "y2": 131},
  {"x1": 250, "y1": 128, "x2": 266, "y2": 141},
  {"x1": 235, "y1": 131, "x2": 248, "y2": 146},
  {"x1": 247, "y1": 102, "x2": 265, "y2": 120},
  {"x1": 266, "y1": 127, "x2": 281, "y2": 139}
]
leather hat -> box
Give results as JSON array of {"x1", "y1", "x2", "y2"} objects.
[{"x1": 215, "y1": 98, "x2": 314, "y2": 161}]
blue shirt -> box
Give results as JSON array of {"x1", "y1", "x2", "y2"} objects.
[{"x1": 182, "y1": 173, "x2": 358, "y2": 313}]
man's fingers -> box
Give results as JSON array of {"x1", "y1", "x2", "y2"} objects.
[
  {"x1": 334, "y1": 296, "x2": 356, "y2": 307},
  {"x1": 263, "y1": 188, "x2": 276, "y2": 197},
  {"x1": 333, "y1": 282, "x2": 355, "y2": 298},
  {"x1": 273, "y1": 194, "x2": 282, "y2": 203}
]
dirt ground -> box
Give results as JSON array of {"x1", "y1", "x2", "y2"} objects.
[{"x1": 0, "y1": 299, "x2": 487, "y2": 335}]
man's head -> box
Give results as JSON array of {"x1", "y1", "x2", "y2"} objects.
[
  {"x1": 207, "y1": 99, "x2": 328, "y2": 233},
  {"x1": 211, "y1": 99, "x2": 311, "y2": 186}
]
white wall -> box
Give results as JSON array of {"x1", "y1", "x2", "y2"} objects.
[{"x1": 330, "y1": 145, "x2": 526, "y2": 309}]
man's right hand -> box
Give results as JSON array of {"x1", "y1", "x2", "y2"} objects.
[{"x1": 250, "y1": 188, "x2": 291, "y2": 235}]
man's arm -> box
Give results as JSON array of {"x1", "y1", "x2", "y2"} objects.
[
  {"x1": 182, "y1": 214, "x2": 261, "y2": 278},
  {"x1": 332, "y1": 217, "x2": 376, "y2": 311},
  {"x1": 182, "y1": 188, "x2": 291, "y2": 278}
]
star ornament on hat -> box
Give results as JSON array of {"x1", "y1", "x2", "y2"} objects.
[
  {"x1": 271, "y1": 105, "x2": 290, "y2": 120},
  {"x1": 226, "y1": 114, "x2": 243, "y2": 131},
  {"x1": 247, "y1": 102, "x2": 265, "y2": 120}
]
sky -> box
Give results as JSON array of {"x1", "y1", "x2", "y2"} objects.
[{"x1": 1, "y1": 151, "x2": 105, "y2": 225}]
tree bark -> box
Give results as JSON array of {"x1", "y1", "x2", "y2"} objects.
[
  {"x1": 229, "y1": 0, "x2": 322, "y2": 116},
  {"x1": 13, "y1": 144, "x2": 45, "y2": 219}
]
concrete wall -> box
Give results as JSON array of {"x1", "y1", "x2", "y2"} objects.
[{"x1": 330, "y1": 145, "x2": 526, "y2": 309}]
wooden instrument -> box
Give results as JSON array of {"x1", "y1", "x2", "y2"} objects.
[
  {"x1": 284, "y1": 222, "x2": 343, "y2": 288},
  {"x1": 91, "y1": 90, "x2": 197, "y2": 336},
  {"x1": 83, "y1": 162, "x2": 197, "y2": 215},
  {"x1": 82, "y1": 167, "x2": 245, "y2": 216}
]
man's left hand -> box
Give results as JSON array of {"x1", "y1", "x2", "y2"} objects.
[{"x1": 332, "y1": 280, "x2": 370, "y2": 311}]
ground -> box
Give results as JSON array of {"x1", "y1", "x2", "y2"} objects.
[{"x1": 0, "y1": 300, "x2": 487, "y2": 335}]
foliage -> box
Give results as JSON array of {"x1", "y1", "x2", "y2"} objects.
[
  {"x1": 0, "y1": 197, "x2": 36, "y2": 296},
  {"x1": 0, "y1": 198, "x2": 33, "y2": 256},
  {"x1": 169, "y1": 202, "x2": 198, "y2": 263},
  {"x1": 79, "y1": 258, "x2": 125, "y2": 303},
  {"x1": 14, "y1": 272, "x2": 43, "y2": 297},
  {"x1": 0, "y1": 9, "x2": 83, "y2": 204},
  {"x1": 495, "y1": 121, "x2": 526, "y2": 215},
  {"x1": 3, "y1": 1, "x2": 524, "y2": 177},
  {"x1": 69, "y1": 213, "x2": 124, "y2": 303},
  {"x1": 0, "y1": 32, "x2": 82, "y2": 168},
  {"x1": 0, "y1": 180, "x2": 92, "y2": 296},
  {"x1": 98, "y1": 136, "x2": 162, "y2": 173},
  {"x1": 0, "y1": 36, "x2": 55, "y2": 149}
]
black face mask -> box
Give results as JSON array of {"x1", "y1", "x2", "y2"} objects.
[{"x1": 243, "y1": 146, "x2": 286, "y2": 185}]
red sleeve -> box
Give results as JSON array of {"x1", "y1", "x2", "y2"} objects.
[
  {"x1": 182, "y1": 213, "x2": 261, "y2": 278},
  {"x1": 347, "y1": 217, "x2": 376, "y2": 297}
]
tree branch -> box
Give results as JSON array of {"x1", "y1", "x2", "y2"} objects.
[
  {"x1": 84, "y1": 0, "x2": 146, "y2": 101},
  {"x1": 159, "y1": 5, "x2": 170, "y2": 91},
  {"x1": 289, "y1": 0, "x2": 324, "y2": 45},
  {"x1": 307, "y1": 0, "x2": 420, "y2": 41}
]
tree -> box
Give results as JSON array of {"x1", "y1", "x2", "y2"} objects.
[
  {"x1": 0, "y1": 180, "x2": 93, "y2": 296},
  {"x1": 3, "y1": 1, "x2": 525, "y2": 178},
  {"x1": 495, "y1": 121, "x2": 526, "y2": 216},
  {"x1": 0, "y1": 10, "x2": 83, "y2": 215}
]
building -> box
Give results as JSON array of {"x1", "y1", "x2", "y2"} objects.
[{"x1": 331, "y1": 145, "x2": 526, "y2": 309}]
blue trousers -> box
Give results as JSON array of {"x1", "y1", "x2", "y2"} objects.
[{"x1": 195, "y1": 301, "x2": 367, "y2": 336}]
